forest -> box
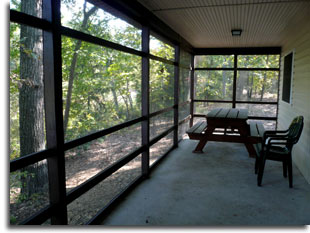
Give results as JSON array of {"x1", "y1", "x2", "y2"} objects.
[
  {"x1": 195, "y1": 54, "x2": 279, "y2": 102},
  {"x1": 9, "y1": 0, "x2": 279, "y2": 225}
]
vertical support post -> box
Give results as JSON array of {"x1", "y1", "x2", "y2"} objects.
[
  {"x1": 43, "y1": 0, "x2": 68, "y2": 224},
  {"x1": 174, "y1": 45, "x2": 180, "y2": 146},
  {"x1": 141, "y1": 25, "x2": 150, "y2": 178},
  {"x1": 189, "y1": 54, "x2": 195, "y2": 127},
  {"x1": 275, "y1": 52, "x2": 281, "y2": 129},
  {"x1": 232, "y1": 54, "x2": 238, "y2": 108}
]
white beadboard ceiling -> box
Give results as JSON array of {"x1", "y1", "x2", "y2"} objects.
[{"x1": 137, "y1": 0, "x2": 310, "y2": 48}]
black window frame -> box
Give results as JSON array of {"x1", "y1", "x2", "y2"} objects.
[{"x1": 282, "y1": 50, "x2": 295, "y2": 104}]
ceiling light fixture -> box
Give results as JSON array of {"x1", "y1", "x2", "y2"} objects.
[{"x1": 231, "y1": 29, "x2": 242, "y2": 36}]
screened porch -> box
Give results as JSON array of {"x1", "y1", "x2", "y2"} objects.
[{"x1": 9, "y1": 0, "x2": 310, "y2": 225}]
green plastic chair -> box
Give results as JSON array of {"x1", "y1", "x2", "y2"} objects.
[{"x1": 255, "y1": 116, "x2": 304, "y2": 188}]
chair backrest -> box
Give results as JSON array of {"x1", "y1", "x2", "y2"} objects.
[{"x1": 287, "y1": 116, "x2": 304, "y2": 145}]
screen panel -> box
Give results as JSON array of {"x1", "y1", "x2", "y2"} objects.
[
  {"x1": 236, "y1": 71, "x2": 279, "y2": 102},
  {"x1": 195, "y1": 71, "x2": 234, "y2": 101}
]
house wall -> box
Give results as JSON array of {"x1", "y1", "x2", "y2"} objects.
[{"x1": 278, "y1": 14, "x2": 310, "y2": 184}]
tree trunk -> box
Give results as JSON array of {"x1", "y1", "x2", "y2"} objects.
[
  {"x1": 260, "y1": 55, "x2": 269, "y2": 101},
  {"x1": 63, "y1": 4, "x2": 97, "y2": 136},
  {"x1": 248, "y1": 75, "x2": 253, "y2": 100},
  {"x1": 63, "y1": 39, "x2": 82, "y2": 135},
  {"x1": 120, "y1": 93, "x2": 130, "y2": 119},
  {"x1": 237, "y1": 71, "x2": 247, "y2": 100},
  {"x1": 19, "y1": 0, "x2": 48, "y2": 198},
  {"x1": 222, "y1": 62, "x2": 227, "y2": 98},
  {"x1": 237, "y1": 56, "x2": 249, "y2": 100},
  {"x1": 111, "y1": 87, "x2": 120, "y2": 113},
  {"x1": 180, "y1": 70, "x2": 186, "y2": 102},
  {"x1": 126, "y1": 77, "x2": 134, "y2": 111}
]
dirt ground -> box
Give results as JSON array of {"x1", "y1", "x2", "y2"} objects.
[{"x1": 10, "y1": 120, "x2": 173, "y2": 225}]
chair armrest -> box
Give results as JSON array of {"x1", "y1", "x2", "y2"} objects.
[
  {"x1": 268, "y1": 137, "x2": 288, "y2": 143},
  {"x1": 262, "y1": 135, "x2": 289, "y2": 150},
  {"x1": 264, "y1": 136, "x2": 288, "y2": 147},
  {"x1": 264, "y1": 129, "x2": 288, "y2": 136},
  {"x1": 263, "y1": 130, "x2": 289, "y2": 142}
]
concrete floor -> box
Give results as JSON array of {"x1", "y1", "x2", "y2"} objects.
[{"x1": 102, "y1": 139, "x2": 310, "y2": 226}]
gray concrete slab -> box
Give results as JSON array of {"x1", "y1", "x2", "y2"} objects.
[{"x1": 102, "y1": 140, "x2": 310, "y2": 226}]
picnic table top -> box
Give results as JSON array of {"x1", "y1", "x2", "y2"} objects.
[{"x1": 206, "y1": 108, "x2": 249, "y2": 120}]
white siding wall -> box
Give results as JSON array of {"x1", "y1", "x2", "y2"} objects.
[{"x1": 278, "y1": 14, "x2": 310, "y2": 184}]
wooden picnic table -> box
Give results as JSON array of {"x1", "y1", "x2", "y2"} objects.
[{"x1": 187, "y1": 108, "x2": 263, "y2": 157}]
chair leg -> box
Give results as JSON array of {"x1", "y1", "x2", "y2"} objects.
[
  {"x1": 257, "y1": 157, "x2": 266, "y2": 187},
  {"x1": 255, "y1": 157, "x2": 259, "y2": 174},
  {"x1": 288, "y1": 157, "x2": 293, "y2": 188},
  {"x1": 282, "y1": 161, "x2": 287, "y2": 178}
]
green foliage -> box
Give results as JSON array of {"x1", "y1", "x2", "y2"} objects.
[
  {"x1": 179, "y1": 68, "x2": 190, "y2": 103},
  {"x1": 62, "y1": 35, "x2": 142, "y2": 141},
  {"x1": 10, "y1": 215, "x2": 17, "y2": 224},
  {"x1": 195, "y1": 70, "x2": 234, "y2": 100},
  {"x1": 150, "y1": 59, "x2": 174, "y2": 112},
  {"x1": 195, "y1": 55, "x2": 280, "y2": 102},
  {"x1": 10, "y1": 170, "x2": 35, "y2": 203},
  {"x1": 195, "y1": 55, "x2": 234, "y2": 68},
  {"x1": 238, "y1": 55, "x2": 279, "y2": 68},
  {"x1": 10, "y1": 23, "x2": 21, "y2": 161},
  {"x1": 179, "y1": 49, "x2": 191, "y2": 105},
  {"x1": 150, "y1": 35, "x2": 174, "y2": 61},
  {"x1": 61, "y1": 1, "x2": 143, "y2": 141},
  {"x1": 61, "y1": 1, "x2": 177, "y2": 140}
]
